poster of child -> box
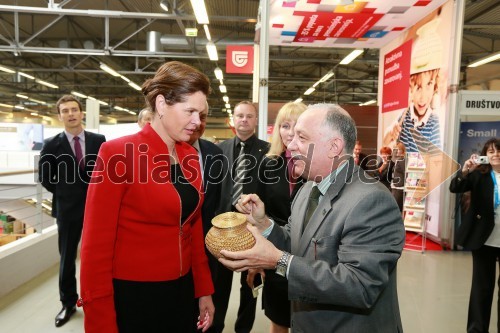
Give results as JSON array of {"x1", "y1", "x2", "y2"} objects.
[{"x1": 383, "y1": 15, "x2": 444, "y2": 154}]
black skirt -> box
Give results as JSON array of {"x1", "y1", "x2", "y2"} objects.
[{"x1": 113, "y1": 271, "x2": 196, "y2": 333}]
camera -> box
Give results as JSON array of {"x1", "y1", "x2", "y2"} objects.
[{"x1": 473, "y1": 156, "x2": 489, "y2": 164}]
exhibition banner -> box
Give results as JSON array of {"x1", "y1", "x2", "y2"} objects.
[
  {"x1": 292, "y1": 11, "x2": 384, "y2": 42},
  {"x1": 458, "y1": 91, "x2": 500, "y2": 115},
  {"x1": 458, "y1": 121, "x2": 500, "y2": 168},
  {"x1": 382, "y1": 40, "x2": 412, "y2": 113},
  {"x1": 378, "y1": 0, "x2": 455, "y2": 238}
]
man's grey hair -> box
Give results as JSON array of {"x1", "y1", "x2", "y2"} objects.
[
  {"x1": 308, "y1": 103, "x2": 357, "y2": 154},
  {"x1": 138, "y1": 107, "x2": 153, "y2": 122}
]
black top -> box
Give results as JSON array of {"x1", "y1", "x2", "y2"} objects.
[{"x1": 171, "y1": 164, "x2": 199, "y2": 223}]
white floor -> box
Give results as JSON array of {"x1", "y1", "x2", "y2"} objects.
[{"x1": 0, "y1": 250, "x2": 497, "y2": 333}]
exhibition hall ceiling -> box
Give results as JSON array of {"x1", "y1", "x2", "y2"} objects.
[{"x1": 0, "y1": 0, "x2": 498, "y2": 123}]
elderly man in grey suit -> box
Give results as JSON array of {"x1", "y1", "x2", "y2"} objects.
[{"x1": 220, "y1": 103, "x2": 405, "y2": 332}]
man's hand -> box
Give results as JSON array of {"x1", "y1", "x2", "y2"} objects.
[
  {"x1": 235, "y1": 194, "x2": 271, "y2": 233},
  {"x1": 219, "y1": 225, "x2": 282, "y2": 272}
]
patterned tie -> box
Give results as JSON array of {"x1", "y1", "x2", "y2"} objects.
[
  {"x1": 232, "y1": 142, "x2": 246, "y2": 206},
  {"x1": 303, "y1": 186, "x2": 321, "y2": 231},
  {"x1": 73, "y1": 136, "x2": 84, "y2": 169}
]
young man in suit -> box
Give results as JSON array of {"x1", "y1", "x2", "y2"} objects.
[
  {"x1": 221, "y1": 104, "x2": 405, "y2": 332},
  {"x1": 39, "y1": 95, "x2": 106, "y2": 327},
  {"x1": 212, "y1": 101, "x2": 269, "y2": 333}
]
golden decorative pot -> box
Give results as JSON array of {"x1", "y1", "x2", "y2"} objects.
[{"x1": 205, "y1": 212, "x2": 256, "y2": 259}]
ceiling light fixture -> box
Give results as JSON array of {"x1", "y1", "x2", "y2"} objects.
[
  {"x1": 294, "y1": 98, "x2": 303, "y2": 103},
  {"x1": 223, "y1": 95, "x2": 229, "y2": 103},
  {"x1": 206, "y1": 42, "x2": 218, "y2": 61},
  {"x1": 219, "y1": 84, "x2": 227, "y2": 93},
  {"x1": 29, "y1": 98, "x2": 46, "y2": 105},
  {"x1": 120, "y1": 75, "x2": 130, "y2": 83},
  {"x1": 98, "y1": 100, "x2": 109, "y2": 106},
  {"x1": 304, "y1": 87, "x2": 315, "y2": 95},
  {"x1": 319, "y1": 71, "x2": 334, "y2": 82},
  {"x1": 225, "y1": 103, "x2": 231, "y2": 109},
  {"x1": 190, "y1": 0, "x2": 209, "y2": 24},
  {"x1": 14, "y1": 105, "x2": 25, "y2": 110},
  {"x1": 340, "y1": 49, "x2": 364, "y2": 65},
  {"x1": 0, "y1": 65, "x2": 15, "y2": 74},
  {"x1": 0, "y1": 103, "x2": 13, "y2": 108},
  {"x1": 16, "y1": 93, "x2": 29, "y2": 99},
  {"x1": 160, "y1": 0, "x2": 169, "y2": 12},
  {"x1": 204, "y1": 25, "x2": 211, "y2": 41},
  {"x1": 360, "y1": 100, "x2": 377, "y2": 106},
  {"x1": 36, "y1": 79, "x2": 59, "y2": 89},
  {"x1": 19, "y1": 72, "x2": 35, "y2": 80},
  {"x1": 468, "y1": 51, "x2": 500, "y2": 68},
  {"x1": 214, "y1": 67, "x2": 224, "y2": 80},
  {"x1": 128, "y1": 82, "x2": 142, "y2": 91},
  {"x1": 100, "y1": 63, "x2": 121, "y2": 77},
  {"x1": 71, "y1": 91, "x2": 88, "y2": 99}
]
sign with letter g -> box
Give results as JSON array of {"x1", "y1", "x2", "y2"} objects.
[{"x1": 226, "y1": 45, "x2": 254, "y2": 74}]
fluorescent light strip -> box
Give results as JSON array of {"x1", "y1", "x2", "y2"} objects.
[
  {"x1": 190, "y1": 0, "x2": 209, "y2": 24},
  {"x1": 100, "y1": 63, "x2": 121, "y2": 77},
  {"x1": 294, "y1": 98, "x2": 303, "y2": 103},
  {"x1": 223, "y1": 95, "x2": 229, "y2": 103},
  {"x1": 98, "y1": 100, "x2": 109, "y2": 106},
  {"x1": 339, "y1": 49, "x2": 364, "y2": 65},
  {"x1": 16, "y1": 93, "x2": 29, "y2": 99},
  {"x1": 30, "y1": 112, "x2": 39, "y2": 116},
  {"x1": 36, "y1": 79, "x2": 59, "y2": 89},
  {"x1": 71, "y1": 91, "x2": 88, "y2": 99},
  {"x1": 304, "y1": 87, "x2": 315, "y2": 95},
  {"x1": 204, "y1": 25, "x2": 211, "y2": 41},
  {"x1": 468, "y1": 51, "x2": 500, "y2": 68},
  {"x1": 319, "y1": 71, "x2": 334, "y2": 82},
  {"x1": 360, "y1": 100, "x2": 377, "y2": 106},
  {"x1": 206, "y1": 42, "x2": 218, "y2": 61},
  {"x1": 0, "y1": 65, "x2": 15, "y2": 74},
  {"x1": 29, "y1": 98, "x2": 46, "y2": 105},
  {"x1": 219, "y1": 85, "x2": 227, "y2": 93},
  {"x1": 214, "y1": 67, "x2": 224, "y2": 80},
  {"x1": 0, "y1": 103, "x2": 13, "y2": 108},
  {"x1": 128, "y1": 82, "x2": 142, "y2": 91},
  {"x1": 225, "y1": 103, "x2": 231, "y2": 109},
  {"x1": 120, "y1": 75, "x2": 130, "y2": 83},
  {"x1": 19, "y1": 72, "x2": 35, "y2": 80},
  {"x1": 14, "y1": 105, "x2": 25, "y2": 110}
]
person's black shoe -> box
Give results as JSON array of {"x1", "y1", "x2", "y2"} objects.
[{"x1": 55, "y1": 305, "x2": 76, "y2": 327}]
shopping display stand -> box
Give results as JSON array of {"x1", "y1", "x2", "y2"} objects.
[{"x1": 403, "y1": 152, "x2": 429, "y2": 253}]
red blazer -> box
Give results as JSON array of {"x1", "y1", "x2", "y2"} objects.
[{"x1": 79, "y1": 124, "x2": 214, "y2": 333}]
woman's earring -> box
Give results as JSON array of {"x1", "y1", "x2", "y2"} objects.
[{"x1": 159, "y1": 113, "x2": 164, "y2": 119}]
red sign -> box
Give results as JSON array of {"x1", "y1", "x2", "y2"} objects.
[
  {"x1": 292, "y1": 11, "x2": 383, "y2": 43},
  {"x1": 382, "y1": 40, "x2": 412, "y2": 113},
  {"x1": 226, "y1": 45, "x2": 254, "y2": 74}
]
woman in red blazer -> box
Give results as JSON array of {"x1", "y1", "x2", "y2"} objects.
[
  {"x1": 450, "y1": 138, "x2": 500, "y2": 332},
  {"x1": 80, "y1": 61, "x2": 214, "y2": 333}
]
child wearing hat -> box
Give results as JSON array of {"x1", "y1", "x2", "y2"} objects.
[{"x1": 384, "y1": 18, "x2": 443, "y2": 154}]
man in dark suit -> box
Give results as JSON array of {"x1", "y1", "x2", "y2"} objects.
[
  {"x1": 212, "y1": 101, "x2": 269, "y2": 333},
  {"x1": 221, "y1": 104, "x2": 405, "y2": 332},
  {"x1": 38, "y1": 95, "x2": 106, "y2": 327},
  {"x1": 188, "y1": 103, "x2": 223, "y2": 269}
]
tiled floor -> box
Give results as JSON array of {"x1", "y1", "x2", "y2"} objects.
[{"x1": 0, "y1": 250, "x2": 497, "y2": 333}]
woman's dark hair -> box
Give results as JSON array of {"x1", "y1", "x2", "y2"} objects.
[
  {"x1": 142, "y1": 61, "x2": 211, "y2": 113},
  {"x1": 478, "y1": 138, "x2": 500, "y2": 174}
]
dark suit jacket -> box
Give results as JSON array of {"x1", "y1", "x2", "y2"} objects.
[
  {"x1": 258, "y1": 152, "x2": 303, "y2": 226},
  {"x1": 450, "y1": 170, "x2": 495, "y2": 250},
  {"x1": 39, "y1": 131, "x2": 106, "y2": 222},
  {"x1": 217, "y1": 135, "x2": 269, "y2": 214},
  {"x1": 267, "y1": 160, "x2": 405, "y2": 332},
  {"x1": 198, "y1": 139, "x2": 223, "y2": 236}
]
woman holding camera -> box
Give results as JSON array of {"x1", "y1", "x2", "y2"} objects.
[{"x1": 449, "y1": 138, "x2": 500, "y2": 333}]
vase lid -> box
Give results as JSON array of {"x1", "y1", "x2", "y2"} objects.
[{"x1": 212, "y1": 212, "x2": 247, "y2": 228}]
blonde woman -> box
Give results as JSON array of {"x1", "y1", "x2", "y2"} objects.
[{"x1": 249, "y1": 101, "x2": 307, "y2": 333}]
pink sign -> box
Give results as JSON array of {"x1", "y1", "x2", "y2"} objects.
[
  {"x1": 292, "y1": 11, "x2": 383, "y2": 43},
  {"x1": 382, "y1": 40, "x2": 412, "y2": 113}
]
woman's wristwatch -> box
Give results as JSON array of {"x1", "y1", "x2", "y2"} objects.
[{"x1": 275, "y1": 251, "x2": 291, "y2": 277}]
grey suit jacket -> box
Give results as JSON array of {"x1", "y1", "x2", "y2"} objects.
[{"x1": 268, "y1": 160, "x2": 405, "y2": 333}]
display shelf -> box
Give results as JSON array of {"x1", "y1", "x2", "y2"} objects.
[{"x1": 403, "y1": 152, "x2": 428, "y2": 253}]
